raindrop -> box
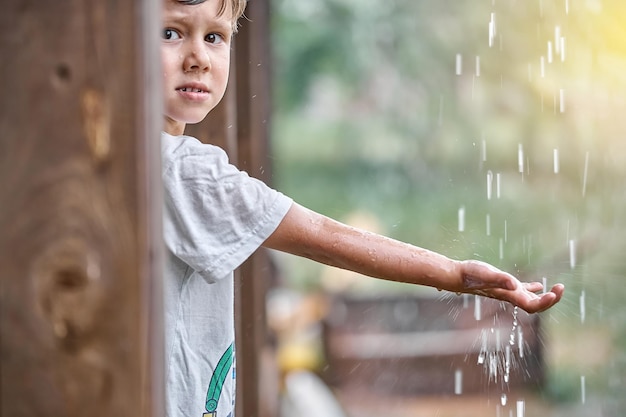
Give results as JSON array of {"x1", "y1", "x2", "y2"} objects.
[
  {"x1": 569, "y1": 239, "x2": 576, "y2": 269},
  {"x1": 499, "y1": 238, "x2": 504, "y2": 260},
  {"x1": 582, "y1": 151, "x2": 589, "y2": 197},
  {"x1": 501, "y1": 393, "x2": 507, "y2": 406},
  {"x1": 518, "y1": 144, "x2": 524, "y2": 173},
  {"x1": 516, "y1": 400, "x2": 525, "y2": 417},
  {"x1": 458, "y1": 206, "x2": 466, "y2": 232},
  {"x1": 542, "y1": 277, "x2": 547, "y2": 294},
  {"x1": 454, "y1": 369, "x2": 463, "y2": 395},
  {"x1": 504, "y1": 345, "x2": 511, "y2": 382},
  {"x1": 504, "y1": 220, "x2": 508, "y2": 243},
  {"x1": 474, "y1": 295, "x2": 482, "y2": 321},
  {"x1": 489, "y1": 13, "x2": 496, "y2": 47},
  {"x1": 581, "y1": 375, "x2": 586, "y2": 404},
  {"x1": 553, "y1": 148, "x2": 560, "y2": 173},
  {"x1": 476, "y1": 56, "x2": 481, "y2": 76},
  {"x1": 481, "y1": 138, "x2": 487, "y2": 162},
  {"x1": 548, "y1": 41, "x2": 553, "y2": 63},
  {"x1": 580, "y1": 290, "x2": 586, "y2": 324},
  {"x1": 496, "y1": 173, "x2": 501, "y2": 198},
  {"x1": 456, "y1": 53, "x2": 463, "y2": 75},
  {"x1": 487, "y1": 170, "x2": 494, "y2": 200}
]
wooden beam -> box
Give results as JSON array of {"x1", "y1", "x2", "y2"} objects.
[
  {"x1": 0, "y1": 1, "x2": 163, "y2": 416},
  {"x1": 234, "y1": 1, "x2": 279, "y2": 417}
]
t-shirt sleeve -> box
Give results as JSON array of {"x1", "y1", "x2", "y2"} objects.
[{"x1": 161, "y1": 133, "x2": 293, "y2": 283}]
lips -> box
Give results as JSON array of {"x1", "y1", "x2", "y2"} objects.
[{"x1": 176, "y1": 83, "x2": 210, "y2": 102}]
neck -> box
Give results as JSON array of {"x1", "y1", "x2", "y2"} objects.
[{"x1": 164, "y1": 118, "x2": 186, "y2": 136}]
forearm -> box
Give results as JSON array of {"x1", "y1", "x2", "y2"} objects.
[{"x1": 263, "y1": 203, "x2": 462, "y2": 291}]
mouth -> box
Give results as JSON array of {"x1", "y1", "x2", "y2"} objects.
[
  {"x1": 175, "y1": 83, "x2": 210, "y2": 102},
  {"x1": 177, "y1": 86, "x2": 208, "y2": 93}
]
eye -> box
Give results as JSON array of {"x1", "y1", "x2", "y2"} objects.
[
  {"x1": 205, "y1": 33, "x2": 225, "y2": 44},
  {"x1": 162, "y1": 28, "x2": 181, "y2": 41}
]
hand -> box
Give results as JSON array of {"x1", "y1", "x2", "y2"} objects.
[{"x1": 455, "y1": 260, "x2": 565, "y2": 314}]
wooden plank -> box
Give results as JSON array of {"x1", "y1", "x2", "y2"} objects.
[
  {"x1": 233, "y1": 1, "x2": 278, "y2": 417},
  {"x1": 0, "y1": 1, "x2": 163, "y2": 416}
]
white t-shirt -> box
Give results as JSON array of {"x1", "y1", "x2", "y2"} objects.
[{"x1": 161, "y1": 132, "x2": 292, "y2": 417}]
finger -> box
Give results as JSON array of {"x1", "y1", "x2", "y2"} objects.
[
  {"x1": 519, "y1": 291, "x2": 561, "y2": 314},
  {"x1": 522, "y1": 281, "x2": 544, "y2": 293},
  {"x1": 549, "y1": 283, "x2": 565, "y2": 300}
]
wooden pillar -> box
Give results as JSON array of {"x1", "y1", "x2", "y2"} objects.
[
  {"x1": 234, "y1": 1, "x2": 279, "y2": 417},
  {"x1": 0, "y1": 1, "x2": 164, "y2": 416}
]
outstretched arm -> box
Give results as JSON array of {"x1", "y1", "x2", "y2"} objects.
[{"x1": 263, "y1": 202, "x2": 564, "y2": 314}]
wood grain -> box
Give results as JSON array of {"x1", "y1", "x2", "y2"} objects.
[{"x1": 0, "y1": 1, "x2": 163, "y2": 415}]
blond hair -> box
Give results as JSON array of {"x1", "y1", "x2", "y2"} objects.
[{"x1": 177, "y1": 0, "x2": 247, "y2": 32}]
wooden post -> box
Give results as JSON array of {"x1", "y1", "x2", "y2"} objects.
[
  {"x1": 0, "y1": 1, "x2": 164, "y2": 416},
  {"x1": 234, "y1": 1, "x2": 279, "y2": 417}
]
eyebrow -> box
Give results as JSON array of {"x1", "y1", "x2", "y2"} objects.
[{"x1": 163, "y1": 6, "x2": 234, "y2": 35}]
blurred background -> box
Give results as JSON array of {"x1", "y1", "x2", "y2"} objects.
[{"x1": 265, "y1": 0, "x2": 626, "y2": 416}]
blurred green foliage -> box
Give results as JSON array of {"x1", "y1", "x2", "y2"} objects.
[{"x1": 269, "y1": 0, "x2": 626, "y2": 413}]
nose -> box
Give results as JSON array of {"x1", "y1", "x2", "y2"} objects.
[{"x1": 182, "y1": 39, "x2": 211, "y2": 73}]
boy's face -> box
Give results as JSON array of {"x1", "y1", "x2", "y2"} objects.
[{"x1": 161, "y1": 0, "x2": 233, "y2": 135}]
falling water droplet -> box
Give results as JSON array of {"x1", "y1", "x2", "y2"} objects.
[
  {"x1": 456, "y1": 53, "x2": 463, "y2": 75},
  {"x1": 548, "y1": 41, "x2": 553, "y2": 63},
  {"x1": 580, "y1": 290, "x2": 586, "y2": 324},
  {"x1": 504, "y1": 220, "x2": 508, "y2": 243},
  {"x1": 481, "y1": 138, "x2": 487, "y2": 162},
  {"x1": 516, "y1": 400, "x2": 525, "y2": 417},
  {"x1": 454, "y1": 369, "x2": 463, "y2": 395},
  {"x1": 489, "y1": 13, "x2": 496, "y2": 47},
  {"x1": 582, "y1": 151, "x2": 589, "y2": 197},
  {"x1": 458, "y1": 206, "x2": 466, "y2": 232},
  {"x1": 487, "y1": 170, "x2": 494, "y2": 200},
  {"x1": 476, "y1": 56, "x2": 481, "y2": 76},
  {"x1": 496, "y1": 173, "x2": 501, "y2": 198},
  {"x1": 553, "y1": 148, "x2": 560, "y2": 173},
  {"x1": 542, "y1": 277, "x2": 547, "y2": 294},
  {"x1": 518, "y1": 144, "x2": 524, "y2": 173},
  {"x1": 581, "y1": 375, "x2": 586, "y2": 404},
  {"x1": 474, "y1": 295, "x2": 482, "y2": 321},
  {"x1": 501, "y1": 393, "x2": 507, "y2": 406},
  {"x1": 569, "y1": 239, "x2": 576, "y2": 269}
]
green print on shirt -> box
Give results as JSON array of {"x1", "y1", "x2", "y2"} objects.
[{"x1": 203, "y1": 342, "x2": 234, "y2": 417}]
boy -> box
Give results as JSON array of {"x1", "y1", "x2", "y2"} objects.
[{"x1": 160, "y1": 0, "x2": 565, "y2": 416}]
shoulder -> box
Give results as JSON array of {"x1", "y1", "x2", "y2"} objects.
[
  {"x1": 161, "y1": 132, "x2": 228, "y2": 163},
  {"x1": 160, "y1": 132, "x2": 235, "y2": 178}
]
